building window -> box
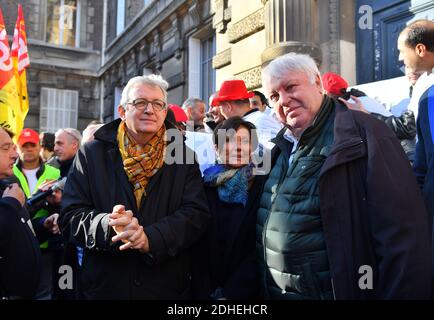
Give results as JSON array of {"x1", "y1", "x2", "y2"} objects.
[
  {"x1": 46, "y1": 0, "x2": 81, "y2": 47},
  {"x1": 188, "y1": 32, "x2": 216, "y2": 106},
  {"x1": 200, "y1": 35, "x2": 216, "y2": 106},
  {"x1": 114, "y1": 86, "x2": 123, "y2": 119},
  {"x1": 40, "y1": 88, "x2": 78, "y2": 132},
  {"x1": 116, "y1": 0, "x2": 125, "y2": 36}
]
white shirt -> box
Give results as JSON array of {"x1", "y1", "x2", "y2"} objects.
[
  {"x1": 351, "y1": 96, "x2": 392, "y2": 117},
  {"x1": 22, "y1": 168, "x2": 39, "y2": 194},
  {"x1": 408, "y1": 72, "x2": 434, "y2": 121},
  {"x1": 243, "y1": 109, "x2": 283, "y2": 151},
  {"x1": 184, "y1": 131, "x2": 216, "y2": 176}
]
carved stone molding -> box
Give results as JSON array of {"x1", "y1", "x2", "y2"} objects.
[
  {"x1": 213, "y1": 0, "x2": 230, "y2": 34},
  {"x1": 170, "y1": 13, "x2": 183, "y2": 60},
  {"x1": 188, "y1": 0, "x2": 201, "y2": 27},
  {"x1": 235, "y1": 66, "x2": 262, "y2": 90},
  {"x1": 212, "y1": 48, "x2": 231, "y2": 69},
  {"x1": 328, "y1": 0, "x2": 340, "y2": 72},
  {"x1": 228, "y1": 9, "x2": 265, "y2": 44}
]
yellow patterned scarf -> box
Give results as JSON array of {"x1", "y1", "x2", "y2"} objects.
[{"x1": 117, "y1": 121, "x2": 167, "y2": 208}]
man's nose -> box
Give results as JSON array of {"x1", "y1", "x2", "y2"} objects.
[
  {"x1": 278, "y1": 92, "x2": 291, "y2": 106},
  {"x1": 143, "y1": 103, "x2": 155, "y2": 114},
  {"x1": 11, "y1": 147, "x2": 18, "y2": 161}
]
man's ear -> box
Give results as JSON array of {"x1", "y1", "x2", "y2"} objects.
[
  {"x1": 118, "y1": 105, "x2": 126, "y2": 120},
  {"x1": 314, "y1": 74, "x2": 323, "y2": 93},
  {"x1": 415, "y1": 43, "x2": 427, "y2": 57}
]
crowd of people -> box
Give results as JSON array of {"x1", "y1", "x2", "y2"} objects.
[{"x1": 0, "y1": 19, "x2": 434, "y2": 300}]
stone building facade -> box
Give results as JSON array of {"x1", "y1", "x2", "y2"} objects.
[
  {"x1": 213, "y1": 0, "x2": 357, "y2": 92},
  {"x1": 1, "y1": 0, "x2": 432, "y2": 129},
  {"x1": 100, "y1": 0, "x2": 215, "y2": 123},
  {"x1": 1, "y1": 0, "x2": 103, "y2": 132}
]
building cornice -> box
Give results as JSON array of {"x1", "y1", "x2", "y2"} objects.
[{"x1": 227, "y1": 8, "x2": 265, "y2": 44}]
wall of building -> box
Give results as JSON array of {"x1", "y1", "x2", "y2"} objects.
[
  {"x1": 0, "y1": 0, "x2": 103, "y2": 132},
  {"x1": 100, "y1": 0, "x2": 214, "y2": 122},
  {"x1": 212, "y1": 0, "x2": 358, "y2": 92}
]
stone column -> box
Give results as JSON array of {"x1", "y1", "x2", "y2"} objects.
[{"x1": 261, "y1": 0, "x2": 322, "y2": 66}]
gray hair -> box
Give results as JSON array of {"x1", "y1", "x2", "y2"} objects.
[
  {"x1": 82, "y1": 123, "x2": 104, "y2": 145},
  {"x1": 182, "y1": 97, "x2": 205, "y2": 110},
  {"x1": 120, "y1": 74, "x2": 169, "y2": 107},
  {"x1": 55, "y1": 128, "x2": 82, "y2": 145},
  {"x1": 262, "y1": 53, "x2": 322, "y2": 86}
]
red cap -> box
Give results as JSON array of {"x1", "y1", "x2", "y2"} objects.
[
  {"x1": 322, "y1": 72, "x2": 348, "y2": 96},
  {"x1": 18, "y1": 128, "x2": 40, "y2": 146},
  {"x1": 168, "y1": 104, "x2": 188, "y2": 122},
  {"x1": 211, "y1": 80, "x2": 255, "y2": 106}
]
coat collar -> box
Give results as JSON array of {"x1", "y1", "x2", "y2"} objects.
[
  {"x1": 320, "y1": 101, "x2": 367, "y2": 176},
  {"x1": 269, "y1": 97, "x2": 367, "y2": 175}
]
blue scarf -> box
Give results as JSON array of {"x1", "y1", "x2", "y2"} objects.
[{"x1": 203, "y1": 164, "x2": 254, "y2": 206}]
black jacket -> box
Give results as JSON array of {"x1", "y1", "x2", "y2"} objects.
[
  {"x1": 319, "y1": 101, "x2": 431, "y2": 299},
  {"x1": 192, "y1": 175, "x2": 265, "y2": 300},
  {"x1": 59, "y1": 119, "x2": 210, "y2": 299},
  {"x1": 0, "y1": 180, "x2": 41, "y2": 298},
  {"x1": 259, "y1": 98, "x2": 432, "y2": 299}
]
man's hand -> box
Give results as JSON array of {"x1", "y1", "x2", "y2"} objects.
[
  {"x1": 2, "y1": 183, "x2": 25, "y2": 207},
  {"x1": 339, "y1": 96, "x2": 369, "y2": 114},
  {"x1": 108, "y1": 205, "x2": 150, "y2": 253},
  {"x1": 38, "y1": 180, "x2": 62, "y2": 205},
  {"x1": 43, "y1": 213, "x2": 60, "y2": 234}
]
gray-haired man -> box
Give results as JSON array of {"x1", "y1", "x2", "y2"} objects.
[
  {"x1": 59, "y1": 74, "x2": 210, "y2": 299},
  {"x1": 257, "y1": 52, "x2": 432, "y2": 299}
]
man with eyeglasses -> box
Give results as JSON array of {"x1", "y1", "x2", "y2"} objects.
[{"x1": 59, "y1": 74, "x2": 210, "y2": 299}]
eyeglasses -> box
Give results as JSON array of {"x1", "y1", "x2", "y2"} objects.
[{"x1": 126, "y1": 98, "x2": 167, "y2": 112}]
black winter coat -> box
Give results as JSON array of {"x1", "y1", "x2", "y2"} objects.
[
  {"x1": 0, "y1": 181, "x2": 41, "y2": 298},
  {"x1": 192, "y1": 175, "x2": 265, "y2": 299},
  {"x1": 320, "y1": 102, "x2": 431, "y2": 299},
  {"x1": 59, "y1": 119, "x2": 210, "y2": 299}
]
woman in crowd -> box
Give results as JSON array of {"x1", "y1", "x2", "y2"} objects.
[{"x1": 193, "y1": 116, "x2": 265, "y2": 300}]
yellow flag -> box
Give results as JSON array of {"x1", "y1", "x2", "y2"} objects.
[
  {"x1": 0, "y1": 8, "x2": 20, "y2": 136},
  {"x1": 11, "y1": 4, "x2": 30, "y2": 137}
]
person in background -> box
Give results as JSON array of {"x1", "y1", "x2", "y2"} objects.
[
  {"x1": 13, "y1": 128, "x2": 61, "y2": 300},
  {"x1": 211, "y1": 80, "x2": 282, "y2": 151},
  {"x1": 0, "y1": 125, "x2": 41, "y2": 299},
  {"x1": 204, "y1": 92, "x2": 225, "y2": 134},
  {"x1": 168, "y1": 104, "x2": 188, "y2": 132},
  {"x1": 39, "y1": 132, "x2": 59, "y2": 169},
  {"x1": 398, "y1": 20, "x2": 434, "y2": 281},
  {"x1": 82, "y1": 121, "x2": 104, "y2": 145},
  {"x1": 323, "y1": 71, "x2": 417, "y2": 162},
  {"x1": 54, "y1": 128, "x2": 82, "y2": 178},
  {"x1": 182, "y1": 97, "x2": 206, "y2": 132},
  {"x1": 193, "y1": 117, "x2": 264, "y2": 300}
]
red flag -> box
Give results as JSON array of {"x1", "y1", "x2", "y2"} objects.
[
  {"x1": 11, "y1": 4, "x2": 30, "y2": 136},
  {"x1": 0, "y1": 8, "x2": 20, "y2": 134}
]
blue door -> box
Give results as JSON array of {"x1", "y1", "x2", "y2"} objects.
[{"x1": 356, "y1": 0, "x2": 433, "y2": 84}]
